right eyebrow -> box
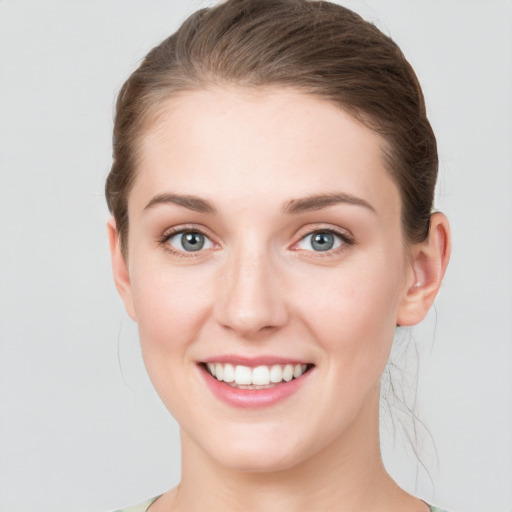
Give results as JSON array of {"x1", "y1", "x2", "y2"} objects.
[
  {"x1": 143, "y1": 193, "x2": 217, "y2": 214},
  {"x1": 282, "y1": 192, "x2": 376, "y2": 215}
]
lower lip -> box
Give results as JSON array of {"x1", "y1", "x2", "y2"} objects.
[{"x1": 199, "y1": 365, "x2": 313, "y2": 408}]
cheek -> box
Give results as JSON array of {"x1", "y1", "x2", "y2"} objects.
[
  {"x1": 128, "y1": 265, "x2": 216, "y2": 419},
  {"x1": 299, "y1": 255, "x2": 404, "y2": 374},
  {"x1": 130, "y1": 262, "x2": 213, "y2": 358}
]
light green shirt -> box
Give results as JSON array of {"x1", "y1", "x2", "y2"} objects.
[
  {"x1": 113, "y1": 496, "x2": 160, "y2": 512},
  {"x1": 113, "y1": 495, "x2": 451, "y2": 511}
]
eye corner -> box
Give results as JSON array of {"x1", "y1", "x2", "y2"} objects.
[
  {"x1": 159, "y1": 225, "x2": 219, "y2": 256},
  {"x1": 290, "y1": 227, "x2": 355, "y2": 255}
]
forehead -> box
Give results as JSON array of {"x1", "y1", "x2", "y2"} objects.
[{"x1": 132, "y1": 86, "x2": 400, "y2": 218}]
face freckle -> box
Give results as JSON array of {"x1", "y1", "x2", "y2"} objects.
[{"x1": 120, "y1": 86, "x2": 412, "y2": 472}]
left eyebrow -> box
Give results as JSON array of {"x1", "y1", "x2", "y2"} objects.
[
  {"x1": 143, "y1": 193, "x2": 217, "y2": 214},
  {"x1": 282, "y1": 192, "x2": 376, "y2": 215}
]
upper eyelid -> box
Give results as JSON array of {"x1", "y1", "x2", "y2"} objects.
[
  {"x1": 292, "y1": 224, "x2": 353, "y2": 242},
  {"x1": 159, "y1": 227, "x2": 218, "y2": 257},
  {"x1": 290, "y1": 226, "x2": 354, "y2": 253},
  {"x1": 161, "y1": 224, "x2": 215, "y2": 240},
  {"x1": 158, "y1": 223, "x2": 353, "y2": 248},
  {"x1": 159, "y1": 225, "x2": 219, "y2": 252}
]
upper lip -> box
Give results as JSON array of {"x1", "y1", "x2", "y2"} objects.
[{"x1": 201, "y1": 355, "x2": 312, "y2": 366}]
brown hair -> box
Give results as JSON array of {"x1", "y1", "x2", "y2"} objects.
[{"x1": 106, "y1": 0, "x2": 437, "y2": 254}]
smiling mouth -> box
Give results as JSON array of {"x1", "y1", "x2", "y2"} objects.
[{"x1": 202, "y1": 362, "x2": 314, "y2": 389}]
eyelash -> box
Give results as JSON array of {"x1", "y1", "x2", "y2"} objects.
[
  {"x1": 158, "y1": 226, "x2": 354, "y2": 257},
  {"x1": 291, "y1": 227, "x2": 354, "y2": 257},
  {"x1": 159, "y1": 225, "x2": 216, "y2": 258}
]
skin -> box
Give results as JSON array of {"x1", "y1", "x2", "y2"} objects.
[{"x1": 109, "y1": 87, "x2": 450, "y2": 512}]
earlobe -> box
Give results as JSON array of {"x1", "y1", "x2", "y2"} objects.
[
  {"x1": 107, "y1": 217, "x2": 137, "y2": 321},
  {"x1": 397, "y1": 212, "x2": 451, "y2": 326}
]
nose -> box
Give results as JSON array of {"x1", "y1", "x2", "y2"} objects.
[{"x1": 214, "y1": 245, "x2": 289, "y2": 337}]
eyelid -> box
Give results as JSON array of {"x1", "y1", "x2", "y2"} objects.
[
  {"x1": 159, "y1": 224, "x2": 220, "y2": 255},
  {"x1": 290, "y1": 225, "x2": 354, "y2": 253},
  {"x1": 158, "y1": 223, "x2": 353, "y2": 256}
]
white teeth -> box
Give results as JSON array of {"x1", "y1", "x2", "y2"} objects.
[
  {"x1": 206, "y1": 362, "x2": 310, "y2": 386},
  {"x1": 252, "y1": 366, "x2": 270, "y2": 385},
  {"x1": 223, "y1": 363, "x2": 235, "y2": 383},
  {"x1": 234, "y1": 365, "x2": 252, "y2": 385},
  {"x1": 283, "y1": 364, "x2": 294, "y2": 382},
  {"x1": 215, "y1": 363, "x2": 224, "y2": 381},
  {"x1": 269, "y1": 364, "x2": 283, "y2": 383}
]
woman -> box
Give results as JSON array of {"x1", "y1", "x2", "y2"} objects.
[{"x1": 106, "y1": 0, "x2": 451, "y2": 510}]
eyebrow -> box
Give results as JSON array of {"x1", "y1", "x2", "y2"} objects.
[
  {"x1": 143, "y1": 193, "x2": 217, "y2": 214},
  {"x1": 282, "y1": 192, "x2": 376, "y2": 215},
  {"x1": 142, "y1": 191, "x2": 375, "y2": 216}
]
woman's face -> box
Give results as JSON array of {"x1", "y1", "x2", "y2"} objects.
[{"x1": 115, "y1": 87, "x2": 417, "y2": 472}]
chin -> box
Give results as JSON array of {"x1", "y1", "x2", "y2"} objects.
[
  {"x1": 197, "y1": 424, "x2": 315, "y2": 474},
  {"x1": 214, "y1": 446, "x2": 303, "y2": 474}
]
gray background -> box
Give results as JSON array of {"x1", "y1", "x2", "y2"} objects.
[{"x1": 0, "y1": 1, "x2": 511, "y2": 511}]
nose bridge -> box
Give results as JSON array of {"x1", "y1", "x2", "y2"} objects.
[{"x1": 215, "y1": 235, "x2": 288, "y2": 336}]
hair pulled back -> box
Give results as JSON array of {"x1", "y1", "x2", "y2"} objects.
[{"x1": 106, "y1": 0, "x2": 438, "y2": 253}]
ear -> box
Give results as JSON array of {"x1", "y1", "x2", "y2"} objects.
[
  {"x1": 107, "y1": 217, "x2": 137, "y2": 321},
  {"x1": 397, "y1": 212, "x2": 451, "y2": 326}
]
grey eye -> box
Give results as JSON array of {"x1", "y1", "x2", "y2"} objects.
[
  {"x1": 297, "y1": 231, "x2": 342, "y2": 252},
  {"x1": 168, "y1": 231, "x2": 213, "y2": 252},
  {"x1": 311, "y1": 232, "x2": 335, "y2": 251}
]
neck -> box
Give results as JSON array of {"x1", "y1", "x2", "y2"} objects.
[{"x1": 158, "y1": 389, "x2": 422, "y2": 512}]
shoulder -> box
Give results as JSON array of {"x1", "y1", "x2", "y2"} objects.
[
  {"x1": 110, "y1": 496, "x2": 451, "y2": 512},
  {"x1": 112, "y1": 495, "x2": 161, "y2": 512}
]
